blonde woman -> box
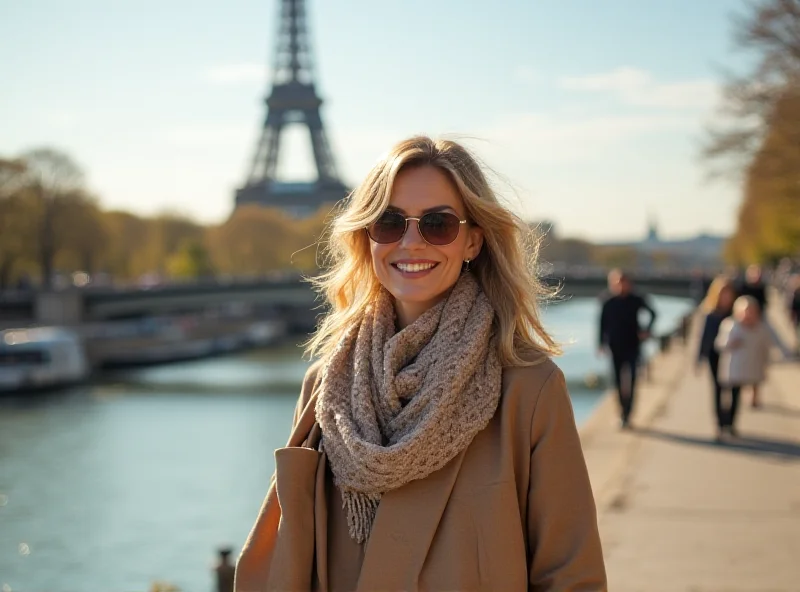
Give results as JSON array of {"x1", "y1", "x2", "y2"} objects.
[
  {"x1": 235, "y1": 136, "x2": 607, "y2": 591},
  {"x1": 696, "y1": 276, "x2": 736, "y2": 438}
]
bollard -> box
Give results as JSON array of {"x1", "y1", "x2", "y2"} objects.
[
  {"x1": 659, "y1": 334, "x2": 670, "y2": 353},
  {"x1": 214, "y1": 547, "x2": 236, "y2": 592},
  {"x1": 679, "y1": 315, "x2": 691, "y2": 343}
]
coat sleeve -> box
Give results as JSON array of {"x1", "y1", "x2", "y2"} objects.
[
  {"x1": 527, "y1": 366, "x2": 608, "y2": 591},
  {"x1": 715, "y1": 319, "x2": 734, "y2": 352},
  {"x1": 598, "y1": 300, "x2": 609, "y2": 349},
  {"x1": 697, "y1": 314, "x2": 713, "y2": 362},
  {"x1": 639, "y1": 295, "x2": 657, "y2": 334},
  {"x1": 234, "y1": 361, "x2": 322, "y2": 592}
]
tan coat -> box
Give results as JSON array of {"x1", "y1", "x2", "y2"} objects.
[{"x1": 235, "y1": 358, "x2": 607, "y2": 591}]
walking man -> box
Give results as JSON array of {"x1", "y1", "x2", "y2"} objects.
[{"x1": 599, "y1": 269, "x2": 657, "y2": 429}]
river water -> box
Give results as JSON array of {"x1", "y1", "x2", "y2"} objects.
[{"x1": 0, "y1": 296, "x2": 693, "y2": 592}]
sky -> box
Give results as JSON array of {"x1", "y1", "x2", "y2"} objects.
[{"x1": 0, "y1": 0, "x2": 753, "y2": 242}]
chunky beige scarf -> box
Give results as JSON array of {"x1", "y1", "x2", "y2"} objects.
[{"x1": 315, "y1": 273, "x2": 502, "y2": 543}]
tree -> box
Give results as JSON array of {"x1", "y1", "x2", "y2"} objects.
[
  {"x1": 166, "y1": 240, "x2": 214, "y2": 279},
  {"x1": 101, "y1": 211, "x2": 151, "y2": 280},
  {"x1": 207, "y1": 206, "x2": 306, "y2": 275},
  {"x1": 717, "y1": 84, "x2": 800, "y2": 264},
  {"x1": 0, "y1": 158, "x2": 26, "y2": 196},
  {"x1": 141, "y1": 212, "x2": 204, "y2": 276},
  {"x1": 705, "y1": 0, "x2": 800, "y2": 263},
  {"x1": 540, "y1": 238, "x2": 594, "y2": 267},
  {"x1": 19, "y1": 148, "x2": 86, "y2": 288},
  {"x1": 734, "y1": 91, "x2": 800, "y2": 263},
  {"x1": 0, "y1": 158, "x2": 38, "y2": 288},
  {"x1": 290, "y1": 205, "x2": 331, "y2": 271},
  {"x1": 54, "y1": 191, "x2": 110, "y2": 275},
  {"x1": 705, "y1": 0, "x2": 800, "y2": 171},
  {"x1": 592, "y1": 245, "x2": 637, "y2": 270}
]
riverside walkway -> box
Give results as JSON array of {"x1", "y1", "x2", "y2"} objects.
[{"x1": 580, "y1": 303, "x2": 800, "y2": 591}]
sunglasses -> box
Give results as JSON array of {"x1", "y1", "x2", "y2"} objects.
[{"x1": 366, "y1": 211, "x2": 467, "y2": 246}]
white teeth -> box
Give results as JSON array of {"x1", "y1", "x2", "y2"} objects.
[{"x1": 396, "y1": 262, "x2": 435, "y2": 273}]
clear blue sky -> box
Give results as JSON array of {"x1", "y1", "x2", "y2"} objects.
[{"x1": 1, "y1": 0, "x2": 750, "y2": 241}]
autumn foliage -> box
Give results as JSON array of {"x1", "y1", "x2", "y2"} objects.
[
  {"x1": 706, "y1": 0, "x2": 800, "y2": 264},
  {"x1": 0, "y1": 151, "x2": 331, "y2": 289}
]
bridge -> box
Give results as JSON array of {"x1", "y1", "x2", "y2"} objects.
[{"x1": 1, "y1": 273, "x2": 708, "y2": 328}]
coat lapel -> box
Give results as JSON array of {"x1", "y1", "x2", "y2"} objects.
[{"x1": 355, "y1": 449, "x2": 467, "y2": 591}]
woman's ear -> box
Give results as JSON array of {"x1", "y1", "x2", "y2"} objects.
[{"x1": 466, "y1": 226, "x2": 484, "y2": 261}]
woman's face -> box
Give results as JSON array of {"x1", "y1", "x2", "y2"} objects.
[
  {"x1": 369, "y1": 165, "x2": 483, "y2": 328},
  {"x1": 735, "y1": 302, "x2": 759, "y2": 326},
  {"x1": 718, "y1": 285, "x2": 735, "y2": 311}
]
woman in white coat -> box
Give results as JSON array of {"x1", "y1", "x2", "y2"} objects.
[{"x1": 715, "y1": 295, "x2": 788, "y2": 437}]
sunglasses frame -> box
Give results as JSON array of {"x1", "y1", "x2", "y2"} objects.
[{"x1": 366, "y1": 211, "x2": 468, "y2": 246}]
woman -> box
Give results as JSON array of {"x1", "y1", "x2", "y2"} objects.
[
  {"x1": 715, "y1": 295, "x2": 778, "y2": 437},
  {"x1": 696, "y1": 276, "x2": 736, "y2": 439},
  {"x1": 235, "y1": 136, "x2": 607, "y2": 591}
]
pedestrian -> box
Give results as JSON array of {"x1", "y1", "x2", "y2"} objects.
[
  {"x1": 235, "y1": 136, "x2": 607, "y2": 591},
  {"x1": 736, "y1": 263, "x2": 798, "y2": 403},
  {"x1": 696, "y1": 276, "x2": 736, "y2": 439},
  {"x1": 598, "y1": 269, "x2": 657, "y2": 429},
  {"x1": 715, "y1": 296, "x2": 791, "y2": 434},
  {"x1": 737, "y1": 264, "x2": 768, "y2": 313}
]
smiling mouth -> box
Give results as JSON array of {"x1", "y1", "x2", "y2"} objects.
[{"x1": 392, "y1": 262, "x2": 439, "y2": 273}]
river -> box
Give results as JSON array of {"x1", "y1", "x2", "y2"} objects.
[{"x1": 0, "y1": 296, "x2": 693, "y2": 592}]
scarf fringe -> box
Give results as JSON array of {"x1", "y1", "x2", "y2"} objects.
[{"x1": 342, "y1": 490, "x2": 382, "y2": 544}]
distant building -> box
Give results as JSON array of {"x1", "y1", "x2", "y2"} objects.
[
  {"x1": 645, "y1": 215, "x2": 660, "y2": 245},
  {"x1": 601, "y1": 217, "x2": 726, "y2": 272}
]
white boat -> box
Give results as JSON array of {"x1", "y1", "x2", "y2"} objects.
[{"x1": 0, "y1": 327, "x2": 89, "y2": 393}]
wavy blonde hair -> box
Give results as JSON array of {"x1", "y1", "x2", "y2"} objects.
[{"x1": 305, "y1": 135, "x2": 560, "y2": 367}]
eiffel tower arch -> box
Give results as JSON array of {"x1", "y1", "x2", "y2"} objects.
[{"x1": 235, "y1": 0, "x2": 349, "y2": 217}]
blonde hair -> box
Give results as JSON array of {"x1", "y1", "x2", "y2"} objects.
[
  {"x1": 305, "y1": 135, "x2": 559, "y2": 367},
  {"x1": 700, "y1": 275, "x2": 736, "y2": 313},
  {"x1": 733, "y1": 295, "x2": 759, "y2": 318}
]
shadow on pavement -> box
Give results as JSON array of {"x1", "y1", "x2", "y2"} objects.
[
  {"x1": 634, "y1": 427, "x2": 800, "y2": 462},
  {"x1": 756, "y1": 402, "x2": 800, "y2": 418}
]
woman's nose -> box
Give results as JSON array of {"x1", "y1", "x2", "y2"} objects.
[{"x1": 399, "y1": 219, "x2": 426, "y2": 248}]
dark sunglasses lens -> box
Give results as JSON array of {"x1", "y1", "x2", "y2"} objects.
[
  {"x1": 420, "y1": 212, "x2": 461, "y2": 245},
  {"x1": 368, "y1": 212, "x2": 406, "y2": 243}
]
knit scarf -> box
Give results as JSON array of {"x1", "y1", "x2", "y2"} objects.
[{"x1": 315, "y1": 273, "x2": 502, "y2": 543}]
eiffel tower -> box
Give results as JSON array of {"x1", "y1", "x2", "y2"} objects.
[{"x1": 235, "y1": 0, "x2": 349, "y2": 216}]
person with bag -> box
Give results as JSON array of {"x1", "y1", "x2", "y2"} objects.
[{"x1": 234, "y1": 136, "x2": 607, "y2": 591}]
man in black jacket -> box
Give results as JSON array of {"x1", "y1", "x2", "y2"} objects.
[{"x1": 599, "y1": 269, "x2": 657, "y2": 429}]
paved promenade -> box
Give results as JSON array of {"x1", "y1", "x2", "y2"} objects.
[{"x1": 580, "y1": 304, "x2": 800, "y2": 591}]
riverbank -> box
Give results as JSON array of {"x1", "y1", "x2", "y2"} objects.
[
  {"x1": 581, "y1": 304, "x2": 800, "y2": 590},
  {"x1": 0, "y1": 296, "x2": 695, "y2": 591}
]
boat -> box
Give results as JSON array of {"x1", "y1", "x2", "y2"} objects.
[{"x1": 0, "y1": 327, "x2": 89, "y2": 393}]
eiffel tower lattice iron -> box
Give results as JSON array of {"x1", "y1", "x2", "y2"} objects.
[{"x1": 235, "y1": 0, "x2": 349, "y2": 216}]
